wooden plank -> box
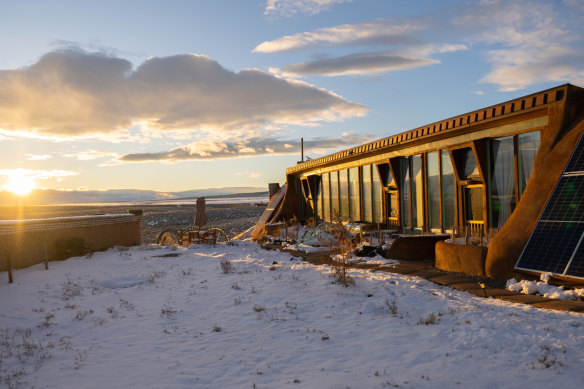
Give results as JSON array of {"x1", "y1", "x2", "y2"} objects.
[{"x1": 251, "y1": 184, "x2": 287, "y2": 238}]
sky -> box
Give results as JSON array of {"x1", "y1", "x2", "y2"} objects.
[{"x1": 0, "y1": 0, "x2": 583, "y2": 193}]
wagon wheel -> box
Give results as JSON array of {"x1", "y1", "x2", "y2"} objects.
[
  {"x1": 208, "y1": 228, "x2": 230, "y2": 244},
  {"x1": 157, "y1": 229, "x2": 179, "y2": 245}
]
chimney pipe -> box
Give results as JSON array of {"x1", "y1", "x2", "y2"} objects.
[{"x1": 301, "y1": 137, "x2": 304, "y2": 162}]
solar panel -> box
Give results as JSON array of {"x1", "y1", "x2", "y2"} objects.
[
  {"x1": 566, "y1": 241, "x2": 584, "y2": 278},
  {"x1": 564, "y1": 131, "x2": 584, "y2": 173},
  {"x1": 515, "y1": 130, "x2": 584, "y2": 280}
]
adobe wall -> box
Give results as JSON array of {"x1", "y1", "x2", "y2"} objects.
[
  {"x1": 0, "y1": 214, "x2": 142, "y2": 271},
  {"x1": 485, "y1": 93, "x2": 584, "y2": 279},
  {"x1": 435, "y1": 241, "x2": 487, "y2": 277}
]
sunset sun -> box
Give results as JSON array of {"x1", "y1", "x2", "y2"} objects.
[{"x1": 3, "y1": 173, "x2": 36, "y2": 196}]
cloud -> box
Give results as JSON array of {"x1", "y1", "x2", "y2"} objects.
[
  {"x1": 255, "y1": 17, "x2": 466, "y2": 77},
  {"x1": 118, "y1": 133, "x2": 373, "y2": 163},
  {"x1": 25, "y1": 154, "x2": 52, "y2": 161},
  {"x1": 453, "y1": 0, "x2": 584, "y2": 91},
  {"x1": 0, "y1": 48, "x2": 368, "y2": 138},
  {"x1": 0, "y1": 168, "x2": 77, "y2": 185},
  {"x1": 236, "y1": 170, "x2": 262, "y2": 179},
  {"x1": 254, "y1": 19, "x2": 423, "y2": 53},
  {"x1": 63, "y1": 149, "x2": 119, "y2": 161},
  {"x1": 274, "y1": 51, "x2": 438, "y2": 77},
  {"x1": 264, "y1": 0, "x2": 351, "y2": 17}
]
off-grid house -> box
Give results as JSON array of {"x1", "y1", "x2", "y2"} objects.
[{"x1": 279, "y1": 84, "x2": 584, "y2": 281}]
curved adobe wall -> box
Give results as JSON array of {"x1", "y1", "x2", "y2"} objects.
[{"x1": 485, "y1": 100, "x2": 584, "y2": 279}]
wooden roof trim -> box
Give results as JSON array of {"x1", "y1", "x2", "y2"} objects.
[{"x1": 287, "y1": 85, "x2": 570, "y2": 174}]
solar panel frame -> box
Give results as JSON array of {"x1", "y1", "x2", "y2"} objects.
[{"x1": 515, "y1": 130, "x2": 584, "y2": 280}]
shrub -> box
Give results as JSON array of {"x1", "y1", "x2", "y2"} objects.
[{"x1": 220, "y1": 260, "x2": 233, "y2": 274}]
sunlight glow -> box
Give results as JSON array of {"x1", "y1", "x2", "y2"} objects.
[{"x1": 3, "y1": 173, "x2": 36, "y2": 196}]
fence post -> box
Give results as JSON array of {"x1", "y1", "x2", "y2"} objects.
[
  {"x1": 44, "y1": 239, "x2": 49, "y2": 270},
  {"x1": 8, "y1": 257, "x2": 13, "y2": 284}
]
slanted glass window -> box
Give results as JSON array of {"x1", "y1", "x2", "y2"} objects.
[
  {"x1": 330, "y1": 171, "x2": 339, "y2": 218},
  {"x1": 490, "y1": 136, "x2": 516, "y2": 228},
  {"x1": 427, "y1": 151, "x2": 440, "y2": 230},
  {"x1": 362, "y1": 165, "x2": 372, "y2": 222},
  {"x1": 441, "y1": 150, "x2": 455, "y2": 230},
  {"x1": 372, "y1": 168, "x2": 383, "y2": 223},
  {"x1": 349, "y1": 167, "x2": 360, "y2": 222},
  {"x1": 461, "y1": 148, "x2": 480, "y2": 180},
  {"x1": 411, "y1": 155, "x2": 424, "y2": 229},
  {"x1": 377, "y1": 163, "x2": 395, "y2": 187},
  {"x1": 400, "y1": 158, "x2": 411, "y2": 228},
  {"x1": 339, "y1": 170, "x2": 349, "y2": 218},
  {"x1": 518, "y1": 131, "x2": 540, "y2": 196},
  {"x1": 322, "y1": 173, "x2": 331, "y2": 221}
]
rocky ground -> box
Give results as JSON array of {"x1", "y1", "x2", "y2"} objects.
[{"x1": 0, "y1": 203, "x2": 266, "y2": 243}]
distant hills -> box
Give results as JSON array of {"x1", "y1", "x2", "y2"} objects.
[{"x1": 0, "y1": 187, "x2": 268, "y2": 205}]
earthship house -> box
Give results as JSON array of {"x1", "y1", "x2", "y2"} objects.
[{"x1": 273, "y1": 84, "x2": 584, "y2": 282}]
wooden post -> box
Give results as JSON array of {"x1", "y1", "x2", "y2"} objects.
[
  {"x1": 44, "y1": 239, "x2": 49, "y2": 270},
  {"x1": 8, "y1": 257, "x2": 13, "y2": 284}
]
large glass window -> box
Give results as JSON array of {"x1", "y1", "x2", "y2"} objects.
[
  {"x1": 322, "y1": 173, "x2": 331, "y2": 221},
  {"x1": 400, "y1": 158, "x2": 411, "y2": 228},
  {"x1": 362, "y1": 165, "x2": 372, "y2": 222},
  {"x1": 441, "y1": 150, "x2": 455, "y2": 230},
  {"x1": 518, "y1": 131, "x2": 540, "y2": 195},
  {"x1": 339, "y1": 169, "x2": 349, "y2": 218},
  {"x1": 349, "y1": 167, "x2": 360, "y2": 222},
  {"x1": 411, "y1": 155, "x2": 424, "y2": 229},
  {"x1": 427, "y1": 151, "x2": 440, "y2": 230},
  {"x1": 490, "y1": 136, "x2": 516, "y2": 228},
  {"x1": 316, "y1": 178, "x2": 323, "y2": 220},
  {"x1": 465, "y1": 186, "x2": 483, "y2": 221},
  {"x1": 372, "y1": 168, "x2": 383, "y2": 223},
  {"x1": 330, "y1": 171, "x2": 339, "y2": 218}
]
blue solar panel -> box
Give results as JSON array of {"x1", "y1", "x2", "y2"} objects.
[
  {"x1": 566, "y1": 240, "x2": 584, "y2": 278},
  {"x1": 540, "y1": 176, "x2": 584, "y2": 222},
  {"x1": 515, "y1": 130, "x2": 584, "y2": 280},
  {"x1": 565, "y1": 132, "x2": 584, "y2": 173},
  {"x1": 516, "y1": 221, "x2": 584, "y2": 274}
]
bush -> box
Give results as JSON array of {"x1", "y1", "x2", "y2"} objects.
[{"x1": 220, "y1": 260, "x2": 233, "y2": 274}]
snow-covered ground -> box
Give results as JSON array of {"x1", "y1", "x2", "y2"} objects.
[{"x1": 1, "y1": 242, "x2": 583, "y2": 389}]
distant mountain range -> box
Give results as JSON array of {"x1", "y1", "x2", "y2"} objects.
[{"x1": 0, "y1": 187, "x2": 268, "y2": 205}]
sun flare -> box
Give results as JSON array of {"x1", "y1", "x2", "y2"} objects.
[{"x1": 3, "y1": 173, "x2": 36, "y2": 196}]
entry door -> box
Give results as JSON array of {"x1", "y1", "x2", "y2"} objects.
[{"x1": 386, "y1": 189, "x2": 399, "y2": 230}]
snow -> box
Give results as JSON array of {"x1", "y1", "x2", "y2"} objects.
[
  {"x1": 1, "y1": 242, "x2": 584, "y2": 388},
  {"x1": 506, "y1": 273, "x2": 584, "y2": 300}
]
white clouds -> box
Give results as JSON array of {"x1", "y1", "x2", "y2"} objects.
[
  {"x1": 256, "y1": 18, "x2": 465, "y2": 77},
  {"x1": 254, "y1": 19, "x2": 422, "y2": 53},
  {"x1": 275, "y1": 52, "x2": 438, "y2": 77},
  {"x1": 453, "y1": 0, "x2": 584, "y2": 91},
  {"x1": 236, "y1": 170, "x2": 261, "y2": 179},
  {"x1": 0, "y1": 49, "x2": 368, "y2": 138},
  {"x1": 257, "y1": 0, "x2": 584, "y2": 89},
  {"x1": 0, "y1": 168, "x2": 77, "y2": 187},
  {"x1": 63, "y1": 149, "x2": 119, "y2": 161},
  {"x1": 118, "y1": 133, "x2": 373, "y2": 163},
  {"x1": 25, "y1": 154, "x2": 52, "y2": 161},
  {"x1": 264, "y1": 0, "x2": 351, "y2": 17}
]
